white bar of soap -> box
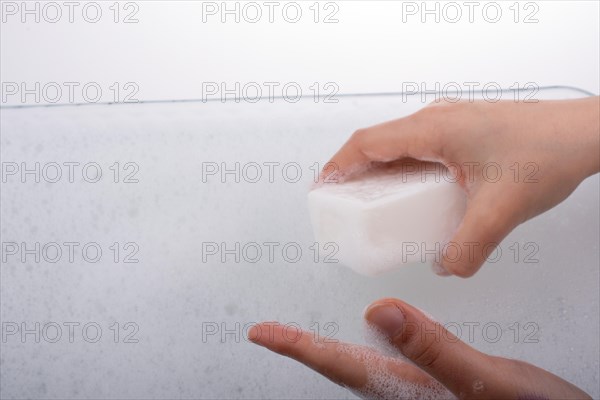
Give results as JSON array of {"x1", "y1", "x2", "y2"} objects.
[{"x1": 308, "y1": 161, "x2": 467, "y2": 276}]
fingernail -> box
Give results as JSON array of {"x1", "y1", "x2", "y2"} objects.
[{"x1": 364, "y1": 302, "x2": 405, "y2": 338}]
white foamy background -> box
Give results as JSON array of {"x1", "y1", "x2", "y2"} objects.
[{"x1": 1, "y1": 89, "x2": 598, "y2": 398}]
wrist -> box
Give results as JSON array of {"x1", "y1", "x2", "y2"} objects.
[
  {"x1": 557, "y1": 97, "x2": 600, "y2": 180},
  {"x1": 579, "y1": 97, "x2": 600, "y2": 178}
]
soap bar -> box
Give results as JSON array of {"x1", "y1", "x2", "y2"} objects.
[{"x1": 307, "y1": 161, "x2": 467, "y2": 276}]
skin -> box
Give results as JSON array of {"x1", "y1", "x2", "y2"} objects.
[
  {"x1": 249, "y1": 298, "x2": 592, "y2": 399},
  {"x1": 249, "y1": 99, "x2": 599, "y2": 398},
  {"x1": 320, "y1": 97, "x2": 600, "y2": 277}
]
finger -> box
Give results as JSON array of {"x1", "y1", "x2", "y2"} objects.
[
  {"x1": 440, "y1": 188, "x2": 520, "y2": 277},
  {"x1": 321, "y1": 109, "x2": 443, "y2": 182},
  {"x1": 247, "y1": 322, "x2": 436, "y2": 393},
  {"x1": 364, "y1": 298, "x2": 494, "y2": 397},
  {"x1": 366, "y1": 299, "x2": 593, "y2": 400}
]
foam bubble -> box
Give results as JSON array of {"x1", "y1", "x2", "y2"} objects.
[
  {"x1": 335, "y1": 341, "x2": 455, "y2": 400},
  {"x1": 363, "y1": 321, "x2": 405, "y2": 359}
]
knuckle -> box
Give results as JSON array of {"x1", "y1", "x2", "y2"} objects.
[
  {"x1": 412, "y1": 105, "x2": 447, "y2": 137},
  {"x1": 404, "y1": 332, "x2": 442, "y2": 369},
  {"x1": 350, "y1": 128, "x2": 369, "y2": 142},
  {"x1": 427, "y1": 98, "x2": 457, "y2": 108},
  {"x1": 418, "y1": 100, "x2": 471, "y2": 126},
  {"x1": 416, "y1": 103, "x2": 442, "y2": 119}
]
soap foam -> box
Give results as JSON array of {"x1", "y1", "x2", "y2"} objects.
[
  {"x1": 315, "y1": 161, "x2": 447, "y2": 204},
  {"x1": 336, "y1": 341, "x2": 455, "y2": 400},
  {"x1": 362, "y1": 321, "x2": 405, "y2": 359},
  {"x1": 329, "y1": 320, "x2": 456, "y2": 400}
]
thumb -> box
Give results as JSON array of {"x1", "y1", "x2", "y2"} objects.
[
  {"x1": 440, "y1": 188, "x2": 519, "y2": 277},
  {"x1": 364, "y1": 298, "x2": 494, "y2": 398}
]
